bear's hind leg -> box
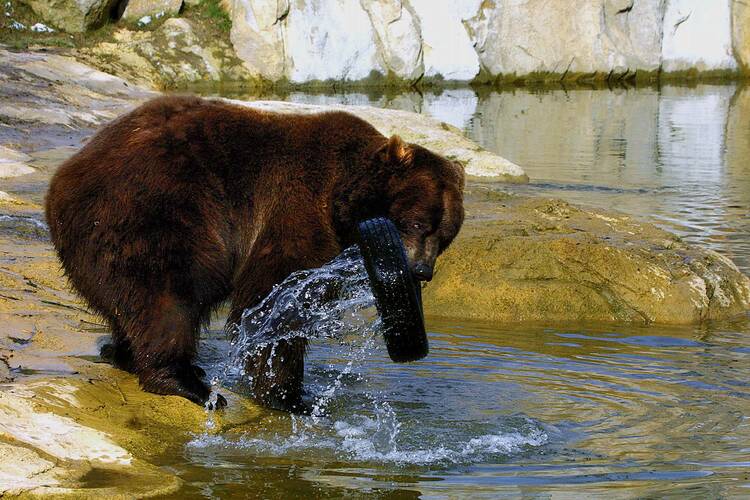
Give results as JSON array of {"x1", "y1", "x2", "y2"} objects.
[
  {"x1": 124, "y1": 294, "x2": 225, "y2": 407},
  {"x1": 100, "y1": 321, "x2": 135, "y2": 372}
]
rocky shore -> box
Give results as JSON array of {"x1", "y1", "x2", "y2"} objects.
[{"x1": 1, "y1": 48, "x2": 749, "y2": 494}]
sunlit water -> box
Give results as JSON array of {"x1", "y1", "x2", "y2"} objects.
[{"x1": 3, "y1": 84, "x2": 749, "y2": 497}]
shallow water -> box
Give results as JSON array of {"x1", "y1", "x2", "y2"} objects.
[
  {"x1": 167, "y1": 315, "x2": 750, "y2": 498},
  {"x1": 146, "y1": 83, "x2": 750, "y2": 497}
]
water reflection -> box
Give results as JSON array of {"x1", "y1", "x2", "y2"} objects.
[{"x1": 484, "y1": 84, "x2": 750, "y2": 274}]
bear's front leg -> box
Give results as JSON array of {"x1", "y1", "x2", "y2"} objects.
[
  {"x1": 246, "y1": 337, "x2": 308, "y2": 413},
  {"x1": 228, "y1": 226, "x2": 341, "y2": 413}
]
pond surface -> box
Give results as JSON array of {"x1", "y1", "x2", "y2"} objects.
[
  {"x1": 150, "y1": 84, "x2": 750, "y2": 498},
  {"x1": 164, "y1": 317, "x2": 750, "y2": 498}
]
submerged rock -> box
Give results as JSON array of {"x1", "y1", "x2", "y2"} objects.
[{"x1": 424, "y1": 193, "x2": 750, "y2": 324}]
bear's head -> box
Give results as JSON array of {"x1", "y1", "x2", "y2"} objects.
[{"x1": 382, "y1": 135, "x2": 465, "y2": 282}]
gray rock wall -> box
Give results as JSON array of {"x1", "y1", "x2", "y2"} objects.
[
  {"x1": 12, "y1": 0, "x2": 750, "y2": 84},
  {"x1": 225, "y1": 0, "x2": 750, "y2": 84}
]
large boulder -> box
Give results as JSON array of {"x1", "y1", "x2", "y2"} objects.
[
  {"x1": 284, "y1": 0, "x2": 384, "y2": 83},
  {"x1": 79, "y1": 18, "x2": 255, "y2": 87},
  {"x1": 18, "y1": 0, "x2": 120, "y2": 32},
  {"x1": 423, "y1": 193, "x2": 750, "y2": 324},
  {"x1": 361, "y1": 0, "x2": 423, "y2": 81},
  {"x1": 219, "y1": 0, "x2": 747, "y2": 84},
  {"x1": 225, "y1": 0, "x2": 423, "y2": 83},
  {"x1": 469, "y1": 0, "x2": 664, "y2": 80},
  {"x1": 223, "y1": 0, "x2": 289, "y2": 81},
  {"x1": 662, "y1": 0, "x2": 737, "y2": 73},
  {"x1": 409, "y1": 0, "x2": 480, "y2": 80}
]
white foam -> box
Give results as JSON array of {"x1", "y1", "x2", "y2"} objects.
[{"x1": 188, "y1": 422, "x2": 547, "y2": 466}]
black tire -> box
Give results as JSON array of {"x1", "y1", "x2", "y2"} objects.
[{"x1": 357, "y1": 217, "x2": 428, "y2": 363}]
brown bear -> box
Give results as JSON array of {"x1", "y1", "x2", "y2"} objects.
[{"x1": 45, "y1": 96, "x2": 464, "y2": 412}]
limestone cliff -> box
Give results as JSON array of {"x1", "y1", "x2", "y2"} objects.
[{"x1": 5, "y1": 0, "x2": 750, "y2": 86}]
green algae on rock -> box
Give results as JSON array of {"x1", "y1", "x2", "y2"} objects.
[{"x1": 423, "y1": 192, "x2": 750, "y2": 324}]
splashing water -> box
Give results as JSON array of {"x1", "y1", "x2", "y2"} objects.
[
  {"x1": 194, "y1": 246, "x2": 548, "y2": 466},
  {"x1": 216, "y1": 246, "x2": 376, "y2": 400}
]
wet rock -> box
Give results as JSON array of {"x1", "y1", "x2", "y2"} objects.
[
  {"x1": 122, "y1": 0, "x2": 184, "y2": 22},
  {"x1": 0, "y1": 379, "x2": 185, "y2": 496},
  {"x1": 0, "y1": 146, "x2": 35, "y2": 178},
  {"x1": 18, "y1": 0, "x2": 120, "y2": 32},
  {"x1": 0, "y1": 442, "x2": 61, "y2": 495},
  {"x1": 0, "y1": 233, "x2": 261, "y2": 495},
  {"x1": 423, "y1": 193, "x2": 750, "y2": 324}
]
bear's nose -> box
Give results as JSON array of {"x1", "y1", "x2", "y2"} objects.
[{"x1": 413, "y1": 263, "x2": 433, "y2": 282}]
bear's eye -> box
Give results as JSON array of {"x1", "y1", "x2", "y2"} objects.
[{"x1": 412, "y1": 222, "x2": 424, "y2": 232}]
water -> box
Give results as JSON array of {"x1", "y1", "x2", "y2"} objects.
[
  {"x1": 170, "y1": 317, "x2": 750, "y2": 498},
  {"x1": 197, "y1": 246, "x2": 549, "y2": 474}
]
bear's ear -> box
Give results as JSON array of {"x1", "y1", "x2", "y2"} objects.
[
  {"x1": 450, "y1": 160, "x2": 466, "y2": 190},
  {"x1": 384, "y1": 135, "x2": 413, "y2": 166}
]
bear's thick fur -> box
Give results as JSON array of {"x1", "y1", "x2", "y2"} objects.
[{"x1": 45, "y1": 96, "x2": 464, "y2": 411}]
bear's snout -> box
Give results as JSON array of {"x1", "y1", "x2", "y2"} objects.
[{"x1": 412, "y1": 262, "x2": 434, "y2": 282}]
